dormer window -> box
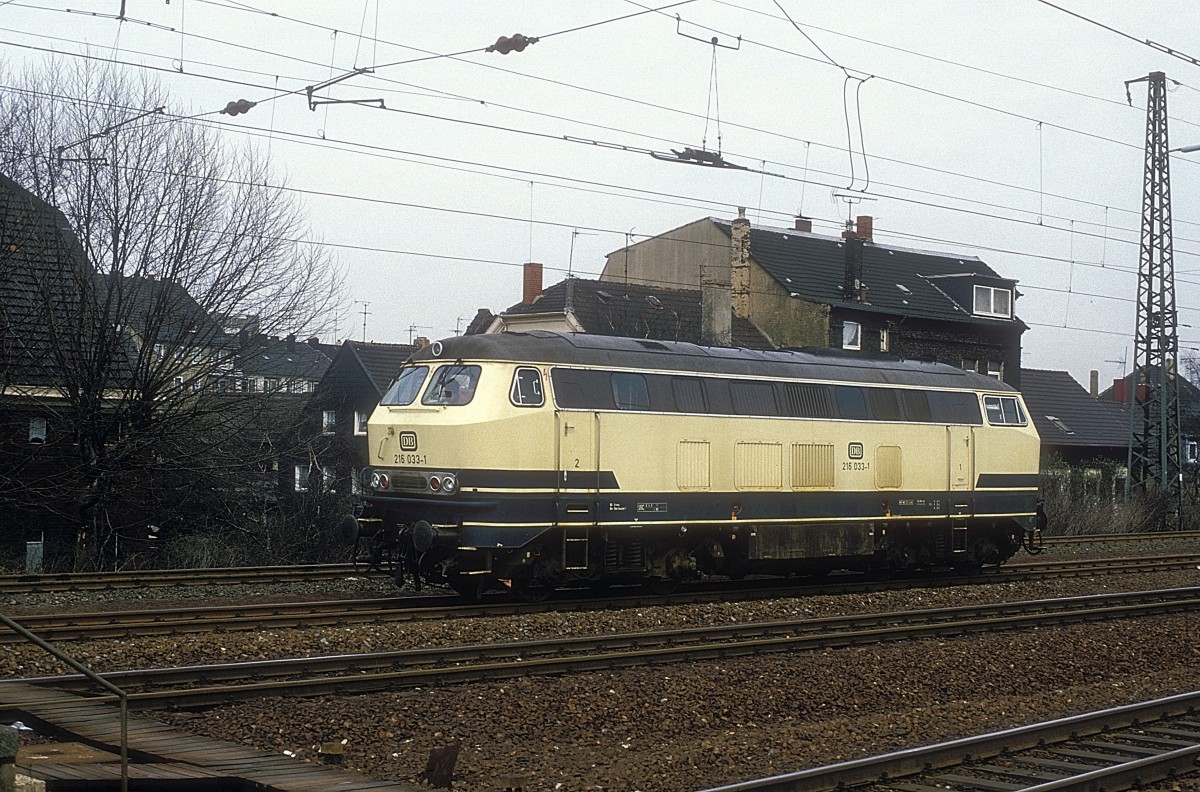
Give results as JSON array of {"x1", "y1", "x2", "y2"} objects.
[{"x1": 974, "y1": 285, "x2": 1012, "y2": 318}]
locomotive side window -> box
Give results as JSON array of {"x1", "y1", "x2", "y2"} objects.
[
  {"x1": 672, "y1": 377, "x2": 707, "y2": 413},
  {"x1": 422, "y1": 365, "x2": 482, "y2": 406},
  {"x1": 900, "y1": 390, "x2": 932, "y2": 422},
  {"x1": 380, "y1": 366, "x2": 429, "y2": 406},
  {"x1": 612, "y1": 372, "x2": 650, "y2": 411},
  {"x1": 928, "y1": 391, "x2": 984, "y2": 425},
  {"x1": 867, "y1": 388, "x2": 903, "y2": 421},
  {"x1": 731, "y1": 381, "x2": 778, "y2": 416},
  {"x1": 983, "y1": 395, "x2": 1027, "y2": 425},
  {"x1": 834, "y1": 386, "x2": 868, "y2": 420},
  {"x1": 550, "y1": 369, "x2": 614, "y2": 409},
  {"x1": 779, "y1": 383, "x2": 835, "y2": 418},
  {"x1": 510, "y1": 367, "x2": 544, "y2": 407}
]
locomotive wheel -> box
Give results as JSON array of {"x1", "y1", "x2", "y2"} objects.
[
  {"x1": 512, "y1": 577, "x2": 553, "y2": 603},
  {"x1": 446, "y1": 571, "x2": 485, "y2": 600},
  {"x1": 645, "y1": 577, "x2": 680, "y2": 595}
]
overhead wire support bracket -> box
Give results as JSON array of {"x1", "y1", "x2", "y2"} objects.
[
  {"x1": 55, "y1": 105, "x2": 166, "y2": 164},
  {"x1": 675, "y1": 14, "x2": 740, "y2": 49},
  {"x1": 306, "y1": 67, "x2": 382, "y2": 111}
]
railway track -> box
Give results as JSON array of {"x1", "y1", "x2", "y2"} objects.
[
  {"x1": 698, "y1": 690, "x2": 1200, "y2": 792},
  {"x1": 0, "y1": 562, "x2": 387, "y2": 595},
  {"x1": 7, "y1": 586, "x2": 1200, "y2": 710},
  {"x1": 1, "y1": 530, "x2": 1195, "y2": 597},
  {"x1": 3, "y1": 552, "x2": 1199, "y2": 645}
]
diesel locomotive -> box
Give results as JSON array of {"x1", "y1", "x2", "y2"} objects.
[{"x1": 343, "y1": 331, "x2": 1041, "y2": 597}]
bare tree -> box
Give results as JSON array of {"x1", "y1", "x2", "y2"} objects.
[{"x1": 0, "y1": 58, "x2": 346, "y2": 569}]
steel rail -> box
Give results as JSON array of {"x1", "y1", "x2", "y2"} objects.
[
  {"x1": 2, "y1": 531, "x2": 1196, "y2": 595},
  {"x1": 4, "y1": 552, "x2": 1200, "y2": 645},
  {"x1": 0, "y1": 563, "x2": 387, "y2": 594},
  {"x1": 696, "y1": 691, "x2": 1200, "y2": 792},
  {"x1": 8, "y1": 587, "x2": 1200, "y2": 709}
]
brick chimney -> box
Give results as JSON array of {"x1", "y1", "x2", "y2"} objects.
[
  {"x1": 793, "y1": 215, "x2": 813, "y2": 233},
  {"x1": 701, "y1": 211, "x2": 738, "y2": 347},
  {"x1": 522, "y1": 262, "x2": 543, "y2": 305},
  {"x1": 842, "y1": 237, "x2": 865, "y2": 302},
  {"x1": 1089, "y1": 369, "x2": 1098, "y2": 397},
  {"x1": 730, "y1": 207, "x2": 751, "y2": 319},
  {"x1": 1112, "y1": 378, "x2": 1127, "y2": 404},
  {"x1": 841, "y1": 215, "x2": 874, "y2": 241}
]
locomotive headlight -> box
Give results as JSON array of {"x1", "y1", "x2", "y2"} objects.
[
  {"x1": 375, "y1": 473, "x2": 389, "y2": 490},
  {"x1": 428, "y1": 475, "x2": 441, "y2": 492},
  {"x1": 441, "y1": 475, "x2": 458, "y2": 494}
]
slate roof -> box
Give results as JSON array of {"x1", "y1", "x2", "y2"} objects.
[
  {"x1": 236, "y1": 335, "x2": 333, "y2": 381},
  {"x1": 0, "y1": 174, "x2": 93, "y2": 387},
  {"x1": 1019, "y1": 368, "x2": 1128, "y2": 448},
  {"x1": 712, "y1": 220, "x2": 1023, "y2": 327},
  {"x1": 501, "y1": 277, "x2": 773, "y2": 349},
  {"x1": 346, "y1": 340, "x2": 418, "y2": 395}
]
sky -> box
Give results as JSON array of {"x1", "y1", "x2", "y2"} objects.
[{"x1": 3, "y1": 0, "x2": 1200, "y2": 390}]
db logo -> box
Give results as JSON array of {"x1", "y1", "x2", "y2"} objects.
[
  {"x1": 848, "y1": 442, "x2": 864, "y2": 459},
  {"x1": 399, "y1": 432, "x2": 418, "y2": 451}
]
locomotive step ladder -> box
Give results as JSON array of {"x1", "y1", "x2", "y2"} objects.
[{"x1": 562, "y1": 526, "x2": 589, "y2": 570}]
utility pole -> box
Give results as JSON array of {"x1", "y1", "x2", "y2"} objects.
[{"x1": 1124, "y1": 71, "x2": 1182, "y2": 523}]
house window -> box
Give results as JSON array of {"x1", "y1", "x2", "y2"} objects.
[
  {"x1": 322, "y1": 466, "x2": 335, "y2": 492},
  {"x1": 153, "y1": 343, "x2": 165, "y2": 359},
  {"x1": 961, "y1": 359, "x2": 978, "y2": 373},
  {"x1": 264, "y1": 377, "x2": 280, "y2": 392},
  {"x1": 974, "y1": 285, "x2": 1013, "y2": 318},
  {"x1": 354, "y1": 411, "x2": 368, "y2": 436},
  {"x1": 173, "y1": 376, "x2": 184, "y2": 388},
  {"x1": 29, "y1": 417, "x2": 47, "y2": 444},
  {"x1": 985, "y1": 360, "x2": 1003, "y2": 380},
  {"x1": 1187, "y1": 441, "x2": 1199, "y2": 465},
  {"x1": 294, "y1": 465, "x2": 310, "y2": 492},
  {"x1": 322, "y1": 410, "x2": 337, "y2": 433},
  {"x1": 879, "y1": 327, "x2": 890, "y2": 353},
  {"x1": 842, "y1": 321, "x2": 861, "y2": 350},
  {"x1": 244, "y1": 377, "x2": 258, "y2": 393}
]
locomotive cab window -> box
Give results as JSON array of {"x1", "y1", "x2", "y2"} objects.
[
  {"x1": 672, "y1": 377, "x2": 707, "y2": 413},
  {"x1": 510, "y1": 367, "x2": 544, "y2": 407},
  {"x1": 423, "y1": 365, "x2": 482, "y2": 406},
  {"x1": 834, "y1": 386, "x2": 868, "y2": 420},
  {"x1": 983, "y1": 395, "x2": 1027, "y2": 425},
  {"x1": 381, "y1": 366, "x2": 429, "y2": 406},
  {"x1": 612, "y1": 372, "x2": 650, "y2": 411}
]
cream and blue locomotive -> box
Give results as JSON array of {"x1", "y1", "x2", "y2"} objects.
[{"x1": 347, "y1": 331, "x2": 1041, "y2": 597}]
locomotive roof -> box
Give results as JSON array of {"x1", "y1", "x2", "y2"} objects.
[{"x1": 410, "y1": 331, "x2": 1015, "y2": 393}]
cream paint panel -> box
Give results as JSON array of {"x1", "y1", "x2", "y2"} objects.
[
  {"x1": 594, "y1": 412, "x2": 983, "y2": 494},
  {"x1": 369, "y1": 363, "x2": 556, "y2": 473},
  {"x1": 735, "y1": 442, "x2": 783, "y2": 490},
  {"x1": 875, "y1": 445, "x2": 902, "y2": 489},
  {"x1": 677, "y1": 440, "x2": 712, "y2": 490}
]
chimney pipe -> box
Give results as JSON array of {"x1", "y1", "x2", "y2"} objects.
[
  {"x1": 1112, "y1": 379, "x2": 1127, "y2": 404},
  {"x1": 1089, "y1": 369, "x2": 1098, "y2": 397},
  {"x1": 522, "y1": 262, "x2": 543, "y2": 305},
  {"x1": 793, "y1": 215, "x2": 813, "y2": 233}
]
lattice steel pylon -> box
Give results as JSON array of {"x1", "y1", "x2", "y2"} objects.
[{"x1": 1124, "y1": 71, "x2": 1182, "y2": 506}]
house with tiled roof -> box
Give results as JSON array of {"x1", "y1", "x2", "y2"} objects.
[
  {"x1": 480, "y1": 263, "x2": 774, "y2": 349},
  {"x1": 1099, "y1": 367, "x2": 1200, "y2": 471},
  {"x1": 1018, "y1": 369, "x2": 1130, "y2": 464},
  {"x1": 290, "y1": 339, "x2": 418, "y2": 496},
  {"x1": 600, "y1": 213, "x2": 1026, "y2": 386}
]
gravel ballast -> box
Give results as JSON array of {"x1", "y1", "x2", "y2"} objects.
[{"x1": 3, "y1": 543, "x2": 1200, "y2": 790}]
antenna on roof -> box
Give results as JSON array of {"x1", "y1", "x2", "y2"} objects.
[
  {"x1": 352, "y1": 300, "x2": 371, "y2": 342},
  {"x1": 568, "y1": 229, "x2": 598, "y2": 277}
]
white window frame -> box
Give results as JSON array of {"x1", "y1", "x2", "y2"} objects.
[
  {"x1": 986, "y1": 360, "x2": 1004, "y2": 380},
  {"x1": 879, "y1": 327, "x2": 890, "y2": 353},
  {"x1": 983, "y1": 395, "x2": 1027, "y2": 426},
  {"x1": 354, "y1": 410, "x2": 369, "y2": 436},
  {"x1": 842, "y1": 321, "x2": 861, "y2": 350},
  {"x1": 294, "y1": 465, "x2": 310, "y2": 492},
  {"x1": 322, "y1": 410, "x2": 337, "y2": 434},
  {"x1": 974, "y1": 285, "x2": 1013, "y2": 318},
  {"x1": 29, "y1": 417, "x2": 47, "y2": 444}
]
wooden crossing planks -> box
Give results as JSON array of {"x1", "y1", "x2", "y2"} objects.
[{"x1": 3, "y1": 683, "x2": 419, "y2": 790}]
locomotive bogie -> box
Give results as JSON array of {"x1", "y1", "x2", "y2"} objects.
[{"x1": 349, "y1": 332, "x2": 1041, "y2": 594}]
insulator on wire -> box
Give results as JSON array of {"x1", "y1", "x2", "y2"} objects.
[
  {"x1": 221, "y1": 99, "x2": 257, "y2": 116},
  {"x1": 487, "y1": 34, "x2": 539, "y2": 55}
]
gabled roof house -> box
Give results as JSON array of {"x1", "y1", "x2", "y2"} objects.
[{"x1": 600, "y1": 213, "x2": 1026, "y2": 386}]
